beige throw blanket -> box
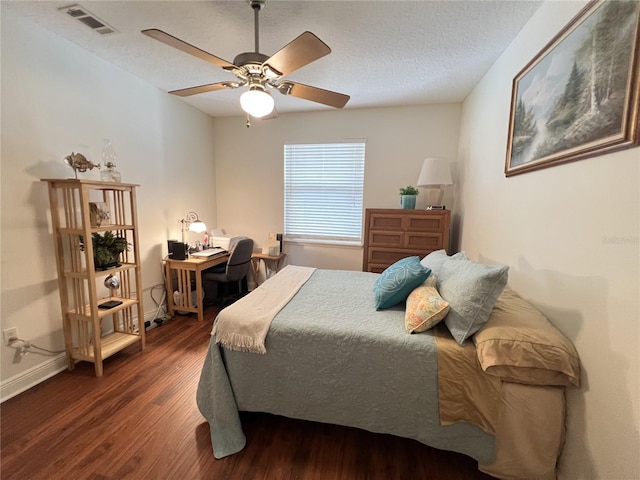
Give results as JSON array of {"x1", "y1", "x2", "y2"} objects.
[{"x1": 211, "y1": 265, "x2": 316, "y2": 354}]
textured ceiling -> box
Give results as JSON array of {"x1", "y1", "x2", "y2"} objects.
[{"x1": 4, "y1": 0, "x2": 543, "y2": 118}]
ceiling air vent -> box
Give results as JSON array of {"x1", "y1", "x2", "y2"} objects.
[{"x1": 57, "y1": 4, "x2": 118, "y2": 36}]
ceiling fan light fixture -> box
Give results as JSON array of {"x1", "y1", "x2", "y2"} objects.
[
  {"x1": 142, "y1": 0, "x2": 349, "y2": 120},
  {"x1": 240, "y1": 87, "x2": 275, "y2": 118}
]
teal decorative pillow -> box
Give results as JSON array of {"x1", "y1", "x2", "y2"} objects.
[
  {"x1": 404, "y1": 276, "x2": 450, "y2": 333},
  {"x1": 374, "y1": 256, "x2": 431, "y2": 310},
  {"x1": 438, "y1": 257, "x2": 509, "y2": 345}
]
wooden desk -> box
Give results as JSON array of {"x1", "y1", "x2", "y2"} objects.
[
  {"x1": 251, "y1": 252, "x2": 287, "y2": 287},
  {"x1": 165, "y1": 253, "x2": 229, "y2": 321}
]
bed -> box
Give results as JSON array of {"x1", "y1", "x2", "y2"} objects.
[{"x1": 196, "y1": 251, "x2": 580, "y2": 480}]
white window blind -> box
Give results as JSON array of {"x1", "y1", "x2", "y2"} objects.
[{"x1": 284, "y1": 142, "x2": 365, "y2": 243}]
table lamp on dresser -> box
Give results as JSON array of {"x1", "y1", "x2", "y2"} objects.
[{"x1": 416, "y1": 157, "x2": 453, "y2": 208}]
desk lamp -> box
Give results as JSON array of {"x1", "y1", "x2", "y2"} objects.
[
  {"x1": 180, "y1": 212, "x2": 207, "y2": 243},
  {"x1": 416, "y1": 158, "x2": 453, "y2": 208}
]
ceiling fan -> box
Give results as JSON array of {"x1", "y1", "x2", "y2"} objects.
[{"x1": 142, "y1": 0, "x2": 350, "y2": 120}]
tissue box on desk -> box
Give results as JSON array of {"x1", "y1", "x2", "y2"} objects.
[{"x1": 262, "y1": 243, "x2": 280, "y2": 256}]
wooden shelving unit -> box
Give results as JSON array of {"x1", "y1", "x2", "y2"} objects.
[{"x1": 41, "y1": 179, "x2": 145, "y2": 376}]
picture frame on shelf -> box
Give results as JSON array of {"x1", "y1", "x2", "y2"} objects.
[
  {"x1": 505, "y1": 0, "x2": 640, "y2": 177},
  {"x1": 89, "y1": 202, "x2": 111, "y2": 227}
]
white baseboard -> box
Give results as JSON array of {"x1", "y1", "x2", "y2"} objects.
[
  {"x1": 0, "y1": 354, "x2": 67, "y2": 403},
  {"x1": 1, "y1": 307, "x2": 163, "y2": 403}
]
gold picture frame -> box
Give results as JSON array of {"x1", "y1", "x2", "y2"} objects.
[{"x1": 505, "y1": 0, "x2": 640, "y2": 177}]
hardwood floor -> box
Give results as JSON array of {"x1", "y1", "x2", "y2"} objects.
[{"x1": 1, "y1": 307, "x2": 494, "y2": 480}]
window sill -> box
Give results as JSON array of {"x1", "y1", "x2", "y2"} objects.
[{"x1": 284, "y1": 238, "x2": 363, "y2": 249}]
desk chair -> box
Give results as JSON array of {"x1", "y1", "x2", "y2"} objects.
[{"x1": 202, "y1": 238, "x2": 254, "y2": 307}]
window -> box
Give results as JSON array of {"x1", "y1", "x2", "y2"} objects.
[{"x1": 284, "y1": 141, "x2": 366, "y2": 244}]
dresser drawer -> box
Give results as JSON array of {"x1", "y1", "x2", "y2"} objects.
[
  {"x1": 405, "y1": 214, "x2": 447, "y2": 232},
  {"x1": 368, "y1": 230, "x2": 403, "y2": 247},
  {"x1": 367, "y1": 263, "x2": 390, "y2": 274},
  {"x1": 367, "y1": 248, "x2": 424, "y2": 268},
  {"x1": 369, "y1": 211, "x2": 447, "y2": 233},
  {"x1": 369, "y1": 213, "x2": 404, "y2": 230},
  {"x1": 405, "y1": 232, "x2": 443, "y2": 250},
  {"x1": 369, "y1": 231, "x2": 443, "y2": 250}
]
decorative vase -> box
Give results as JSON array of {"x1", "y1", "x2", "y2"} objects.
[
  {"x1": 400, "y1": 195, "x2": 417, "y2": 209},
  {"x1": 101, "y1": 139, "x2": 121, "y2": 183}
]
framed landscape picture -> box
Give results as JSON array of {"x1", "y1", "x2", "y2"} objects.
[{"x1": 505, "y1": 0, "x2": 640, "y2": 176}]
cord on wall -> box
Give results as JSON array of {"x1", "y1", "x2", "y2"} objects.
[
  {"x1": 142, "y1": 260, "x2": 172, "y2": 330},
  {"x1": 149, "y1": 283, "x2": 169, "y2": 324},
  {"x1": 7, "y1": 338, "x2": 65, "y2": 357}
]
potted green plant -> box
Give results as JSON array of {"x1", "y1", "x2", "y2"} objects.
[
  {"x1": 399, "y1": 186, "x2": 419, "y2": 209},
  {"x1": 85, "y1": 231, "x2": 130, "y2": 270}
]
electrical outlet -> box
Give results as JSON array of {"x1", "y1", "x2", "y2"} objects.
[
  {"x1": 268, "y1": 232, "x2": 277, "y2": 240},
  {"x1": 3, "y1": 327, "x2": 18, "y2": 346}
]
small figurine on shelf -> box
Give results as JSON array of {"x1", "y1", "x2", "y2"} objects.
[
  {"x1": 100, "y1": 139, "x2": 121, "y2": 183},
  {"x1": 64, "y1": 152, "x2": 100, "y2": 179}
]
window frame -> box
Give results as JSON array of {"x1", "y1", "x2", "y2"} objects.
[{"x1": 283, "y1": 141, "x2": 366, "y2": 246}]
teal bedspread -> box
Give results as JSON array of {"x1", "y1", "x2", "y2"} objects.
[{"x1": 196, "y1": 269, "x2": 495, "y2": 461}]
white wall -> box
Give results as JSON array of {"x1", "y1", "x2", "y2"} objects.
[
  {"x1": 0, "y1": 10, "x2": 218, "y2": 398},
  {"x1": 457, "y1": 1, "x2": 639, "y2": 478},
  {"x1": 212, "y1": 105, "x2": 461, "y2": 270}
]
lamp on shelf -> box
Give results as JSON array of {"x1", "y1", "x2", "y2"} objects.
[
  {"x1": 416, "y1": 157, "x2": 453, "y2": 208},
  {"x1": 180, "y1": 212, "x2": 207, "y2": 243}
]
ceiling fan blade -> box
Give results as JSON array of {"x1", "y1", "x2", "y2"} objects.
[
  {"x1": 169, "y1": 82, "x2": 237, "y2": 97},
  {"x1": 278, "y1": 81, "x2": 350, "y2": 109},
  {"x1": 264, "y1": 31, "x2": 331, "y2": 77},
  {"x1": 142, "y1": 29, "x2": 235, "y2": 69}
]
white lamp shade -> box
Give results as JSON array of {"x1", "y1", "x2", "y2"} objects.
[
  {"x1": 240, "y1": 89, "x2": 275, "y2": 118},
  {"x1": 417, "y1": 158, "x2": 453, "y2": 186},
  {"x1": 189, "y1": 220, "x2": 207, "y2": 233}
]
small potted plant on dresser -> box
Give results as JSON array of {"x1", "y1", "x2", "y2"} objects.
[{"x1": 399, "y1": 186, "x2": 419, "y2": 209}]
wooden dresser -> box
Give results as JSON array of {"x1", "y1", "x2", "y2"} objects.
[{"x1": 362, "y1": 209, "x2": 451, "y2": 273}]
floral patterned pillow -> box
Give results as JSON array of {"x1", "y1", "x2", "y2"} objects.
[{"x1": 404, "y1": 276, "x2": 450, "y2": 334}]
